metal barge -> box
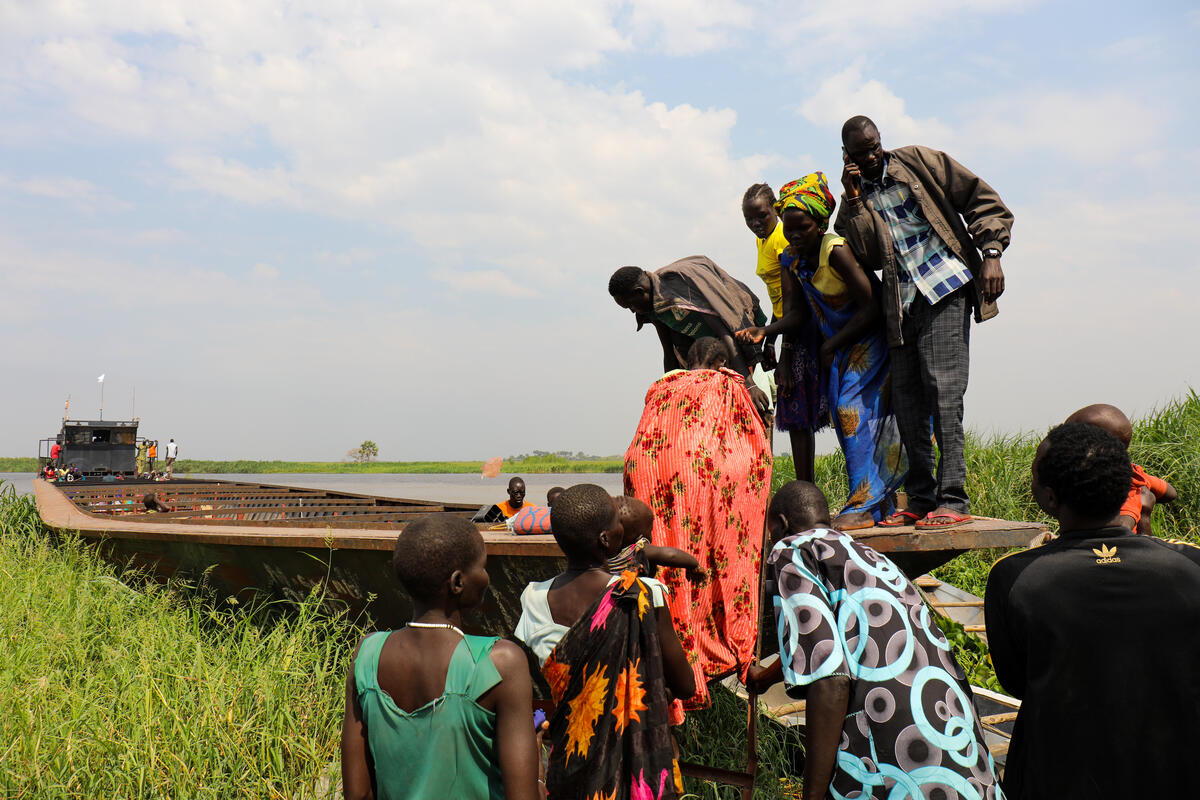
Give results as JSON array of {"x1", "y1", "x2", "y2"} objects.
[{"x1": 33, "y1": 476, "x2": 1046, "y2": 637}]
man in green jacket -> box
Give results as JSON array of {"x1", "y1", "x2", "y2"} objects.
[{"x1": 834, "y1": 115, "x2": 1012, "y2": 530}]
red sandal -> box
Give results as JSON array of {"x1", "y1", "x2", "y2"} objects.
[
  {"x1": 915, "y1": 511, "x2": 973, "y2": 530},
  {"x1": 877, "y1": 510, "x2": 921, "y2": 528}
]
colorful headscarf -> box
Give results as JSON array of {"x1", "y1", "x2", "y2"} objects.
[{"x1": 775, "y1": 172, "x2": 836, "y2": 233}]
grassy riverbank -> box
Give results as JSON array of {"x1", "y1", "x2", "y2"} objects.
[
  {"x1": 0, "y1": 485, "x2": 351, "y2": 798},
  {"x1": 3, "y1": 391, "x2": 1195, "y2": 797}
]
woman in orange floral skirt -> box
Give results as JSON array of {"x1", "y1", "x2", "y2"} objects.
[{"x1": 623, "y1": 352, "x2": 772, "y2": 709}]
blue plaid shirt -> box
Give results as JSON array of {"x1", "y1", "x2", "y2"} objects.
[{"x1": 863, "y1": 158, "x2": 972, "y2": 311}]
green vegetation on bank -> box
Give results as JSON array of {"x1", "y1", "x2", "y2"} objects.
[
  {"x1": 3, "y1": 391, "x2": 1196, "y2": 797},
  {"x1": 0, "y1": 485, "x2": 351, "y2": 798}
]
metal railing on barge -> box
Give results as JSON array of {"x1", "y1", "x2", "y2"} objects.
[{"x1": 56, "y1": 479, "x2": 481, "y2": 528}]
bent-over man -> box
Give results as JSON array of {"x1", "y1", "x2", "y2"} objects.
[
  {"x1": 609, "y1": 256, "x2": 769, "y2": 413},
  {"x1": 836, "y1": 115, "x2": 1012, "y2": 530}
]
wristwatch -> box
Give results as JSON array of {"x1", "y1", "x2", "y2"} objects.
[{"x1": 982, "y1": 247, "x2": 1002, "y2": 259}]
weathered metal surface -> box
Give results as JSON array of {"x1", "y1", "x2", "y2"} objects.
[
  {"x1": 35, "y1": 477, "x2": 562, "y2": 633},
  {"x1": 35, "y1": 478, "x2": 1044, "y2": 637}
]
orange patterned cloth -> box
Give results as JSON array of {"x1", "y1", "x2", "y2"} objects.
[{"x1": 623, "y1": 368, "x2": 772, "y2": 709}]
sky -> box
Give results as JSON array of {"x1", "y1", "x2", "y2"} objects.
[{"x1": 1, "y1": 0, "x2": 1197, "y2": 461}]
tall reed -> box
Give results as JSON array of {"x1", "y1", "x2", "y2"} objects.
[{"x1": 0, "y1": 483, "x2": 354, "y2": 798}]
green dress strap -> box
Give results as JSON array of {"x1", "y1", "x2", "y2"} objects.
[{"x1": 353, "y1": 631, "x2": 390, "y2": 694}]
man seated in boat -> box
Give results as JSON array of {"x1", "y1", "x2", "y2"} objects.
[
  {"x1": 496, "y1": 477, "x2": 527, "y2": 518},
  {"x1": 142, "y1": 492, "x2": 174, "y2": 513},
  {"x1": 748, "y1": 480, "x2": 1002, "y2": 799}
]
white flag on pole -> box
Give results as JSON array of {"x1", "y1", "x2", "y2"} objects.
[{"x1": 97, "y1": 374, "x2": 105, "y2": 383}]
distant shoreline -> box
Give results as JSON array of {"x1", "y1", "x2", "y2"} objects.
[{"x1": 0, "y1": 457, "x2": 625, "y2": 475}]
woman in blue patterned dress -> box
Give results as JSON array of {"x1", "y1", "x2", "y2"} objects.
[{"x1": 742, "y1": 172, "x2": 905, "y2": 528}]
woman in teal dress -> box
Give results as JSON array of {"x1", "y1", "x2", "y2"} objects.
[{"x1": 769, "y1": 172, "x2": 905, "y2": 528}]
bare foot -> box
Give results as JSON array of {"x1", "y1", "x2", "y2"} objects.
[{"x1": 833, "y1": 511, "x2": 875, "y2": 531}]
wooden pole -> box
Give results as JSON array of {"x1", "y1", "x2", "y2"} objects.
[{"x1": 741, "y1": 425, "x2": 775, "y2": 800}]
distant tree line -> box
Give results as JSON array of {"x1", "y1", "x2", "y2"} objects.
[{"x1": 505, "y1": 450, "x2": 620, "y2": 461}]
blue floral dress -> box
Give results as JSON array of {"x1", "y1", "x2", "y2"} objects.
[{"x1": 783, "y1": 234, "x2": 905, "y2": 520}]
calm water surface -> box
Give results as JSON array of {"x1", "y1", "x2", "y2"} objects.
[{"x1": 1, "y1": 471, "x2": 624, "y2": 505}]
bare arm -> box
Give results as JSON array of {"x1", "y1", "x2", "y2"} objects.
[
  {"x1": 736, "y1": 266, "x2": 812, "y2": 343},
  {"x1": 656, "y1": 605, "x2": 697, "y2": 700},
  {"x1": 644, "y1": 544, "x2": 699, "y2": 572},
  {"x1": 802, "y1": 675, "x2": 851, "y2": 800},
  {"x1": 744, "y1": 657, "x2": 783, "y2": 694},
  {"x1": 820, "y1": 245, "x2": 881, "y2": 360},
  {"x1": 341, "y1": 643, "x2": 375, "y2": 800},
  {"x1": 490, "y1": 640, "x2": 541, "y2": 800}
]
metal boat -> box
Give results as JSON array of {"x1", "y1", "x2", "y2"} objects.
[{"x1": 33, "y1": 474, "x2": 1045, "y2": 641}]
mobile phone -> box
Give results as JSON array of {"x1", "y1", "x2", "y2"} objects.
[{"x1": 842, "y1": 146, "x2": 850, "y2": 163}]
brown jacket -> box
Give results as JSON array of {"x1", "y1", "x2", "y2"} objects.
[{"x1": 833, "y1": 145, "x2": 1013, "y2": 347}]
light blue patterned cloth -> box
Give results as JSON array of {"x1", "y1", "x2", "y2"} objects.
[
  {"x1": 863, "y1": 159, "x2": 973, "y2": 313},
  {"x1": 767, "y1": 528, "x2": 1004, "y2": 799}
]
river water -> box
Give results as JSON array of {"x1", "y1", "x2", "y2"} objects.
[{"x1": 1, "y1": 471, "x2": 625, "y2": 505}]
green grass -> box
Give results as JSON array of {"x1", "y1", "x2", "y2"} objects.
[
  {"x1": 4, "y1": 390, "x2": 1196, "y2": 798},
  {"x1": 0, "y1": 483, "x2": 354, "y2": 798}
]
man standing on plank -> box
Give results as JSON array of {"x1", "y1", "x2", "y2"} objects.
[
  {"x1": 835, "y1": 115, "x2": 1012, "y2": 530},
  {"x1": 608, "y1": 256, "x2": 770, "y2": 415}
]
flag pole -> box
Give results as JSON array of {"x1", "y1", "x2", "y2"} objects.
[{"x1": 98, "y1": 374, "x2": 105, "y2": 421}]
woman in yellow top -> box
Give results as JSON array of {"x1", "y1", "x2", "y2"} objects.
[
  {"x1": 741, "y1": 183, "x2": 829, "y2": 481},
  {"x1": 742, "y1": 173, "x2": 905, "y2": 529}
]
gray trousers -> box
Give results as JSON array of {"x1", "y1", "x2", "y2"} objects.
[{"x1": 889, "y1": 289, "x2": 971, "y2": 514}]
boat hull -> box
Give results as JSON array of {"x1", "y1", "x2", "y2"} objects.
[{"x1": 33, "y1": 478, "x2": 1046, "y2": 640}]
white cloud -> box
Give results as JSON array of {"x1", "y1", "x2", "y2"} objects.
[
  {"x1": 798, "y1": 64, "x2": 953, "y2": 144},
  {"x1": 624, "y1": 0, "x2": 752, "y2": 55},
  {"x1": 316, "y1": 248, "x2": 376, "y2": 267},
  {"x1": 767, "y1": 0, "x2": 1037, "y2": 50},
  {"x1": 961, "y1": 191, "x2": 1200, "y2": 436},
  {"x1": 432, "y1": 268, "x2": 538, "y2": 299},
  {"x1": 1, "y1": 2, "x2": 789, "y2": 287},
  {"x1": 959, "y1": 89, "x2": 1163, "y2": 163},
  {"x1": 0, "y1": 173, "x2": 128, "y2": 212},
  {"x1": 251, "y1": 262, "x2": 279, "y2": 279}
]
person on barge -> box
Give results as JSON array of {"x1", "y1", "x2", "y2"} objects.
[{"x1": 836, "y1": 115, "x2": 1012, "y2": 530}]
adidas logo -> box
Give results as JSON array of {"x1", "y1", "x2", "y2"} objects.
[{"x1": 1093, "y1": 543, "x2": 1121, "y2": 564}]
